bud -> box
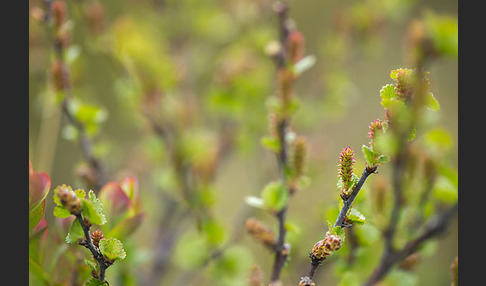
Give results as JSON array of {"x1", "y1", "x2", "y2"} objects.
[
  {"x1": 292, "y1": 136, "x2": 307, "y2": 179},
  {"x1": 91, "y1": 230, "x2": 104, "y2": 248},
  {"x1": 400, "y1": 253, "x2": 420, "y2": 271},
  {"x1": 299, "y1": 277, "x2": 315, "y2": 286},
  {"x1": 286, "y1": 29, "x2": 305, "y2": 64},
  {"x1": 338, "y1": 147, "x2": 355, "y2": 197},
  {"x1": 56, "y1": 185, "x2": 82, "y2": 215},
  {"x1": 247, "y1": 264, "x2": 264, "y2": 286},
  {"x1": 368, "y1": 119, "x2": 385, "y2": 150},
  {"x1": 311, "y1": 234, "x2": 341, "y2": 259},
  {"x1": 51, "y1": 0, "x2": 67, "y2": 29},
  {"x1": 245, "y1": 218, "x2": 276, "y2": 249}
]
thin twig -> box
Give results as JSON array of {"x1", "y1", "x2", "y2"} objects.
[
  {"x1": 365, "y1": 202, "x2": 458, "y2": 285},
  {"x1": 75, "y1": 214, "x2": 112, "y2": 282}
]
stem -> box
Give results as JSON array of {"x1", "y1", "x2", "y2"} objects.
[
  {"x1": 303, "y1": 167, "x2": 375, "y2": 281},
  {"x1": 40, "y1": 0, "x2": 105, "y2": 191},
  {"x1": 365, "y1": 203, "x2": 457, "y2": 285},
  {"x1": 334, "y1": 167, "x2": 374, "y2": 228},
  {"x1": 75, "y1": 214, "x2": 111, "y2": 282}
]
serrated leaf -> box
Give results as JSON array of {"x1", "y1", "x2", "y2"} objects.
[
  {"x1": 53, "y1": 205, "x2": 72, "y2": 218},
  {"x1": 379, "y1": 84, "x2": 397, "y2": 100},
  {"x1": 362, "y1": 145, "x2": 374, "y2": 166},
  {"x1": 65, "y1": 219, "x2": 85, "y2": 244},
  {"x1": 84, "y1": 258, "x2": 99, "y2": 273},
  {"x1": 81, "y1": 200, "x2": 105, "y2": 226},
  {"x1": 99, "y1": 238, "x2": 126, "y2": 261},
  {"x1": 327, "y1": 221, "x2": 346, "y2": 242},
  {"x1": 261, "y1": 181, "x2": 288, "y2": 212},
  {"x1": 347, "y1": 208, "x2": 366, "y2": 225},
  {"x1": 261, "y1": 136, "x2": 281, "y2": 152},
  {"x1": 81, "y1": 190, "x2": 106, "y2": 226},
  {"x1": 293, "y1": 55, "x2": 316, "y2": 76},
  {"x1": 244, "y1": 196, "x2": 265, "y2": 209}
]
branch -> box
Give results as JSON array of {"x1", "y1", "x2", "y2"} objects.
[
  {"x1": 365, "y1": 203, "x2": 458, "y2": 285},
  {"x1": 75, "y1": 214, "x2": 112, "y2": 282},
  {"x1": 303, "y1": 167, "x2": 375, "y2": 281},
  {"x1": 40, "y1": 0, "x2": 105, "y2": 190}
]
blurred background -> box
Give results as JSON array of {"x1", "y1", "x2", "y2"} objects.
[{"x1": 29, "y1": 0, "x2": 457, "y2": 285}]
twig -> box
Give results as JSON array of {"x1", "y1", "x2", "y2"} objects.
[
  {"x1": 304, "y1": 167, "x2": 375, "y2": 281},
  {"x1": 40, "y1": 0, "x2": 105, "y2": 191},
  {"x1": 365, "y1": 202, "x2": 458, "y2": 285},
  {"x1": 75, "y1": 214, "x2": 112, "y2": 282}
]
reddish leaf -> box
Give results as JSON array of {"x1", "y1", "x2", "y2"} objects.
[{"x1": 29, "y1": 160, "x2": 51, "y2": 212}]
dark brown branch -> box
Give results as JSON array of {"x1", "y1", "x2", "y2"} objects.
[
  {"x1": 365, "y1": 203, "x2": 458, "y2": 285},
  {"x1": 303, "y1": 167, "x2": 375, "y2": 281},
  {"x1": 75, "y1": 214, "x2": 112, "y2": 282}
]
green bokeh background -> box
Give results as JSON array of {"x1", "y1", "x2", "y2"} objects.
[{"x1": 29, "y1": 0, "x2": 457, "y2": 285}]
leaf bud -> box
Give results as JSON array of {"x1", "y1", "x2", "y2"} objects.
[
  {"x1": 292, "y1": 136, "x2": 307, "y2": 179},
  {"x1": 51, "y1": 0, "x2": 67, "y2": 29},
  {"x1": 91, "y1": 230, "x2": 105, "y2": 248},
  {"x1": 245, "y1": 218, "x2": 277, "y2": 250},
  {"x1": 311, "y1": 234, "x2": 342, "y2": 259},
  {"x1": 299, "y1": 277, "x2": 315, "y2": 286},
  {"x1": 56, "y1": 185, "x2": 82, "y2": 215},
  {"x1": 338, "y1": 147, "x2": 355, "y2": 197}
]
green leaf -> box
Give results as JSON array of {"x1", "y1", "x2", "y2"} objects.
[
  {"x1": 260, "y1": 136, "x2": 280, "y2": 152},
  {"x1": 347, "y1": 208, "x2": 366, "y2": 225},
  {"x1": 99, "y1": 238, "x2": 127, "y2": 261},
  {"x1": 261, "y1": 181, "x2": 288, "y2": 212},
  {"x1": 379, "y1": 84, "x2": 397, "y2": 100},
  {"x1": 53, "y1": 206, "x2": 71, "y2": 218},
  {"x1": 425, "y1": 92, "x2": 440, "y2": 111},
  {"x1": 81, "y1": 190, "x2": 106, "y2": 226},
  {"x1": 202, "y1": 219, "x2": 227, "y2": 246},
  {"x1": 376, "y1": 155, "x2": 390, "y2": 165},
  {"x1": 293, "y1": 55, "x2": 316, "y2": 76},
  {"x1": 84, "y1": 258, "x2": 99, "y2": 273},
  {"x1": 327, "y1": 221, "x2": 345, "y2": 242},
  {"x1": 29, "y1": 257, "x2": 48, "y2": 284},
  {"x1": 362, "y1": 145, "x2": 374, "y2": 166},
  {"x1": 65, "y1": 219, "x2": 85, "y2": 244},
  {"x1": 29, "y1": 201, "x2": 45, "y2": 233},
  {"x1": 432, "y1": 175, "x2": 458, "y2": 203}
]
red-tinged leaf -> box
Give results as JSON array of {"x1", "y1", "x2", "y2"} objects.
[
  {"x1": 120, "y1": 176, "x2": 140, "y2": 210},
  {"x1": 29, "y1": 161, "x2": 51, "y2": 212},
  {"x1": 99, "y1": 181, "x2": 132, "y2": 219}
]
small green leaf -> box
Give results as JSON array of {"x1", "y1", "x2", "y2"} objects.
[
  {"x1": 376, "y1": 155, "x2": 390, "y2": 165},
  {"x1": 293, "y1": 55, "x2": 316, "y2": 76},
  {"x1": 84, "y1": 258, "x2": 99, "y2": 273},
  {"x1": 261, "y1": 136, "x2": 280, "y2": 152},
  {"x1": 261, "y1": 181, "x2": 288, "y2": 212},
  {"x1": 347, "y1": 208, "x2": 366, "y2": 225},
  {"x1": 29, "y1": 201, "x2": 45, "y2": 233},
  {"x1": 362, "y1": 145, "x2": 374, "y2": 166},
  {"x1": 53, "y1": 206, "x2": 71, "y2": 218},
  {"x1": 99, "y1": 238, "x2": 127, "y2": 262},
  {"x1": 65, "y1": 219, "x2": 85, "y2": 244},
  {"x1": 379, "y1": 84, "x2": 397, "y2": 100}
]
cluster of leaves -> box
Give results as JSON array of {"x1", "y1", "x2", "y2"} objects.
[{"x1": 53, "y1": 184, "x2": 126, "y2": 285}]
